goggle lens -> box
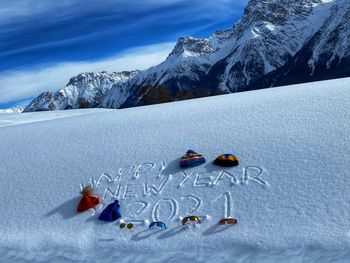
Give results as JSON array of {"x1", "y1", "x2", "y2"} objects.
[
  {"x1": 149, "y1": 221, "x2": 167, "y2": 229},
  {"x1": 120, "y1": 223, "x2": 134, "y2": 229},
  {"x1": 182, "y1": 216, "x2": 200, "y2": 225},
  {"x1": 219, "y1": 218, "x2": 237, "y2": 225}
]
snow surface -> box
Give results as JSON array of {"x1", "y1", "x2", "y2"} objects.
[
  {"x1": 0, "y1": 78, "x2": 350, "y2": 262},
  {"x1": 0, "y1": 109, "x2": 111, "y2": 128}
]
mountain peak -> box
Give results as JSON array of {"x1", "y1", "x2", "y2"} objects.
[{"x1": 168, "y1": 36, "x2": 214, "y2": 58}]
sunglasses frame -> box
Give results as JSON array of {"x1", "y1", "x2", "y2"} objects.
[
  {"x1": 119, "y1": 223, "x2": 134, "y2": 229},
  {"x1": 218, "y1": 218, "x2": 237, "y2": 225},
  {"x1": 149, "y1": 221, "x2": 167, "y2": 229},
  {"x1": 181, "y1": 215, "x2": 201, "y2": 225}
]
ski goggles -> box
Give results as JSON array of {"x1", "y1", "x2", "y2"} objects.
[
  {"x1": 181, "y1": 215, "x2": 201, "y2": 225},
  {"x1": 149, "y1": 221, "x2": 167, "y2": 229},
  {"x1": 119, "y1": 223, "x2": 134, "y2": 229},
  {"x1": 218, "y1": 218, "x2": 237, "y2": 225}
]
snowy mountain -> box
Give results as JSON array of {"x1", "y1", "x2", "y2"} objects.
[
  {"x1": 0, "y1": 106, "x2": 24, "y2": 114},
  {"x1": 1, "y1": 78, "x2": 349, "y2": 262},
  {"x1": 25, "y1": 0, "x2": 350, "y2": 111},
  {"x1": 265, "y1": 0, "x2": 350, "y2": 86},
  {"x1": 24, "y1": 71, "x2": 139, "y2": 112},
  {"x1": 102, "y1": 0, "x2": 350, "y2": 108}
]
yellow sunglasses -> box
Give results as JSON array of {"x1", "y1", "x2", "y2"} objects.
[{"x1": 181, "y1": 215, "x2": 201, "y2": 225}]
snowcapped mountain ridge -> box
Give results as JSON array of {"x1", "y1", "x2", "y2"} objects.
[
  {"x1": 24, "y1": 71, "x2": 139, "y2": 112},
  {"x1": 0, "y1": 106, "x2": 24, "y2": 114},
  {"x1": 25, "y1": 0, "x2": 350, "y2": 111}
]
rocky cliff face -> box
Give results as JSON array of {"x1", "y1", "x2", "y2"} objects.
[
  {"x1": 26, "y1": 0, "x2": 350, "y2": 111},
  {"x1": 265, "y1": 0, "x2": 350, "y2": 87}
]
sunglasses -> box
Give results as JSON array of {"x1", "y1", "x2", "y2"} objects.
[
  {"x1": 181, "y1": 215, "x2": 201, "y2": 225},
  {"x1": 119, "y1": 223, "x2": 134, "y2": 229},
  {"x1": 219, "y1": 218, "x2": 237, "y2": 225},
  {"x1": 149, "y1": 221, "x2": 167, "y2": 229}
]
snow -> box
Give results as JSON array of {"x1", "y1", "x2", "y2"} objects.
[
  {"x1": 308, "y1": 0, "x2": 350, "y2": 72},
  {"x1": 0, "y1": 109, "x2": 111, "y2": 128},
  {"x1": 0, "y1": 77, "x2": 350, "y2": 262},
  {"x1": 251, "y1": 26, "x2": 260, "y2": 39},
  {"x1": 264, "y1": 22, "x2": 275, "y2": 31},
  {"x1": 0, "y1": 106, "x2": 24, "y2": 114}
]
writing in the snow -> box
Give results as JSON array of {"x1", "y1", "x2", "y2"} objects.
[
  {"x1": 83, "y1": 161, "x2": 269, "y2": 200},
  {"x1": 81, "y1": 161, "x2": 269, "y2": 222}
]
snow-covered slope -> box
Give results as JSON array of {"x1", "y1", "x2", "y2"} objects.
[
  {"x1": 24, "y1": 71, "x2": 139, "y2": 112},
  {"x1": 0, "y1": 108, "x2": 111, "y2": 128},
  {"x1": 0, "y1": 78, "x2": 349, "y2": 262}
]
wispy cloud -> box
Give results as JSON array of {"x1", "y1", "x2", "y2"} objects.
[
  {"x1": 0, "y1": 0, "x2": 248, "y2": 108},
  {"x1": 0, "y1": 0, "x2": 247, "y2": 27},
  {"x1": 0, "y1": 1, "x2": 247, "y2": 64},
  {"x1": 0, "y1": 42, "x2": 175, "y2": 107}
]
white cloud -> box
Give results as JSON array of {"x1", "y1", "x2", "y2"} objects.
[
  {"x1": 0, "y1": 42, "x2": 175, "y2": 105},
  {"x1": 0, "y1": 0, "x2": 248, "y2": 28}
]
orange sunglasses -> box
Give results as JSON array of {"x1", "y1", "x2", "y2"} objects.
[{"x1": 219, "y1": 218, "x2": 237, "y2": 225}]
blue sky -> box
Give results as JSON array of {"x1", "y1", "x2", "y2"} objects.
[{"x1": 0, "y1": 0, "x2": 248, "y2": 109}]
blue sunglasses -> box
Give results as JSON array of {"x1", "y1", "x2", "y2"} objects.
[{"x1": 149, "y1": 221, "x2": 167, "y2": 229}]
